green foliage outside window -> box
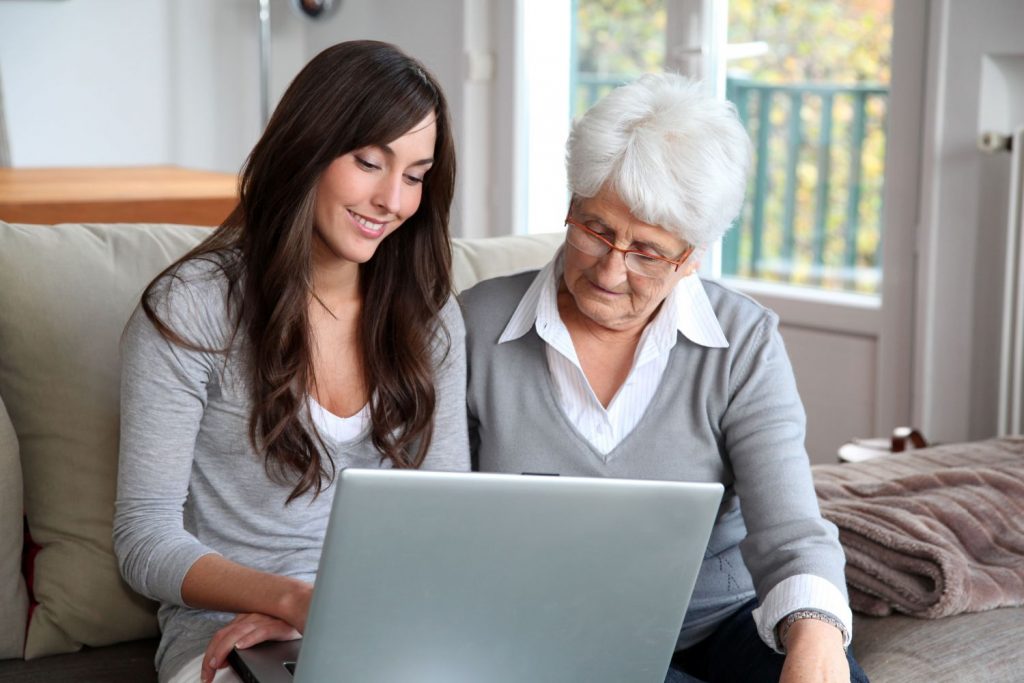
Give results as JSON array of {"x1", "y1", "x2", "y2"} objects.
[
  {"x1": 726, "y1": 0, "x2": 891, "y2": 293},
  {"x1": 572, "y1": 0, "x2": 666, "y2": 115}
]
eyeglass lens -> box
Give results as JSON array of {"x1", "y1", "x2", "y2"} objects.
[{"x1": 566, "y1": 224, "x2": 673, "y2": 277}]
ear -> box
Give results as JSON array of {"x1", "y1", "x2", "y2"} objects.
[{"x1": 680, "y1": 245, "x2": 706, "y2": 277}]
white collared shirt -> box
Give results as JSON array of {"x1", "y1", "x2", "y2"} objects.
[
  {"x1": 497, "y1": 249, "x2": 853, "y2": 652},
  {"x1": 499, "y1": 249, "x2": 728, "y2": 455}
]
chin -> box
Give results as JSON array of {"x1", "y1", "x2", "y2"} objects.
[
  {"x1": 335, "y1": 234, "x2": 391, "y2": 264},
  {"x1": 344, "y1": 248, "x2": 381, "y2": 265},
  {"x1": 574, "y1": 299, "x2": 622, "y2": 329}
]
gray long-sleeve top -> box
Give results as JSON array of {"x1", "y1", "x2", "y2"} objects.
[{"x1": 113, "y1": 257, "x2": 470, "y2": 681}]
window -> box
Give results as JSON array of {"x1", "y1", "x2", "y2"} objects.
[{"x1": 565, "y1": 0, "x2": 892, "y2": 294}]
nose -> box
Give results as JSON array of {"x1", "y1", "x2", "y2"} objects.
[
  {"x1": 372, "y1": 172, "x2": 403, "y2": 216},
  {"x1": 593, "y1": 245, "x2": 629, "y2": 283}
]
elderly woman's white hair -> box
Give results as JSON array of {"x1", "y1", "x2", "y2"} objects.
[{"x1": 566, "y1": 73, "x2": 751, "y2": 248}]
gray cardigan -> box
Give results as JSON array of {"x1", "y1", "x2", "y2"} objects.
[
  {"x1": 461, "y1": 270, "x2": 847, "y2": 648},
  {"x1": 114, "y1": 258, "x2": 470, "y2": 681}
]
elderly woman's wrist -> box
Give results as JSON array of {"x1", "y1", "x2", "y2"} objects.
[{"x1": 776, "y1": 609, "x2": 847, "y2": 653}]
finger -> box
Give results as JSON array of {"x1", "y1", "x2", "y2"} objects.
[
  {"x1": 202, "y1": 621, "x2": 259, "y2": 681},
  {"x1": 235, "y1": 620, "x2": 302, "y2": 649}
]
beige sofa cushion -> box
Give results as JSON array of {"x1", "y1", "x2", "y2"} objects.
[
  {"x1": 0, "y1": 394, "x2": 28, "y2": 659},
  {"x1": 0, "y1": 222, "x2": 208, "y2": 658},
  {"x1": 452, "y1": 232, "x2": 563, "y2": 292},
  {"x1": 854, "y1": 608, "x2": 1024, "y2": 682}
]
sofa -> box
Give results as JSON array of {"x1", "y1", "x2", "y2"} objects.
[{"x1": 0, "y1": 220, "x2": 1020, "y2": 682}]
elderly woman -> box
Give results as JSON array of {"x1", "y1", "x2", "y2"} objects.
[{"x1": 461, "y1": 74, "x2": 868, "y2": 683}]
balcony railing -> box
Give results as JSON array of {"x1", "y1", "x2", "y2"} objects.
[
  {"x1": 724, "y1": 78, "x2": 888, "y2": 293},
  {"x1": 571, "y1": 75, "x2": 889, "y2": 294}
]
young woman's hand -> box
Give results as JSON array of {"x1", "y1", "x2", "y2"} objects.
[
  {"x1": 180, "y1": 555, "x2": 315, "y2": 681},
  {"x1": 779, "y1": 618, "x2": 849, "y2": 683},
  {"x1": 196, "y1": 574, "x2": 314, "y2": 683},
  {"x1": 200, "y1": 612, "x2": 301, "y2": 683}
]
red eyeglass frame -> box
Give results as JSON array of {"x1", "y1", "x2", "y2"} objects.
[{"x1": 563, "y1": 214, "x2": 696, "y2": 273}]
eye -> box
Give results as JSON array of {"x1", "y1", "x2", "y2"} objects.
[
  {"x1": 354, "y1": 156, "x2": 381, "y2": 171},
  {"x1": 631, "y1": 240, "x2": 675, "y2": 260},
  {"x1": 632, "y1": 251, "x2": 661, "y2": 263},
  {"x1": 403, "y1": 174, "x2": 424, "y2": 186}
]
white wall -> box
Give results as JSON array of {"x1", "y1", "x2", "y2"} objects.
[
  {"x1": 0, "y1": 0, "x2": 173, "y2": 167},
  {"x1": 0, "y1": 0, "x2": 314, "y2": 173}
]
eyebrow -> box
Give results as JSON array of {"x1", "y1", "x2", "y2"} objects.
[
  {"x1": 575, "y1": 210, "x2": 677, "y2": 256},
  {"x1": 375, "y1": 143, "x2": 434, "y2": 167}
]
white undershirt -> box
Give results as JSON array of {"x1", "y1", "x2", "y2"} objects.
[
  {"x1": 498, "y1": 249, "x2": 853, "y2": 652},
  {"x1": 308, "y1": 396, "x2": 369, "y2": 443}
]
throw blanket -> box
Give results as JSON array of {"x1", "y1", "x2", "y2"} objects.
[{"x1": 813, "y1": 437, "x2": 1024, "y2": 618}]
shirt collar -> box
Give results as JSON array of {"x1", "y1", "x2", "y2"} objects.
[
  {"x1": 497, "y1": 248, "x2": 562, "y2": 344},
  {"x1": 498, "y1": 248, "x2": 729, "y2": 349}
]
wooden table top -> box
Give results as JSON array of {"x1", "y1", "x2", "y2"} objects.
[{"x1": 0, "y1": 165, "x2": 239, "y2": 226}]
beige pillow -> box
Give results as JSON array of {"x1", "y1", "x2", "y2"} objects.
[
  {"x1": 0, "y1": 222, "x2": 208, "y2": 658},
  {"x1": 0, "y1": 393, "x2": 28, "y2": 659},
  {"x1": 452, "y1": 232, "x2": 563, "y2": 292}
]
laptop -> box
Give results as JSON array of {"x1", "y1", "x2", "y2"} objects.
[{"x1": 229, "y1": 469, "x2": 723, "y2": 683}]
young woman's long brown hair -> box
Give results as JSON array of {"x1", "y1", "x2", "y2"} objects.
[{"x1": 142, "y1": 41, "x2": 456, "y2": 502}]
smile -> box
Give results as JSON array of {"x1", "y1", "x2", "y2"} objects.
[{"x1": 348, "y1": 210, "x2": 389, "y2": 237}]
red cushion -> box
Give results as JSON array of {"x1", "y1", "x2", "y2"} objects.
[{"x1": 21, "y1": 516, "x2": 39, "y2": 628}]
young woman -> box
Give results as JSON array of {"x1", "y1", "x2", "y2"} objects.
[{"x1": 113, "y1": 41, "x2": 469, "y2": 683}]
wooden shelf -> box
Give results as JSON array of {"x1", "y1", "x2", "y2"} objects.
[{"x1": 0, "y1": 166, "x2": 239, "y2": 226}]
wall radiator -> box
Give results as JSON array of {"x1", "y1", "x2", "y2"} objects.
[{"x1": 988, "y1": 126, "x2": 1024, "y2": 435}]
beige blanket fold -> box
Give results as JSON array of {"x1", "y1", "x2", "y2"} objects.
[{"x1": 812, "y1": 437, "x2": 1024, "y2": 618}]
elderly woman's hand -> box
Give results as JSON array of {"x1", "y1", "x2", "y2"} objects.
[{"x1": 779, "y1": 618, "x2": 849, "y2": 683}]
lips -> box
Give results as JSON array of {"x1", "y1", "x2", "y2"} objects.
[
  {"x1": 348, "y1": 210, "x2": 389, "y2": 238},
  {"x1": 587, "y1": 278, "x2": 627, "y2": 297}
]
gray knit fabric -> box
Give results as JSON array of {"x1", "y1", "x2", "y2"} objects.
[
  {"x1": 114, "y1": 257, "x2": 470, "y2": 681},
  {"x1": 461, "y1": 270, "x2": 847, "y2": 649}
]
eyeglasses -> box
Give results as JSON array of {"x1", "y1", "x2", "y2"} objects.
[{"x1": 564, "y1": 215, "x2": 695, "y2": 279}]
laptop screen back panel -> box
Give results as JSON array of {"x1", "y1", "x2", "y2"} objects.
[{"x1": 294, "y1": 470, "x2": 722, "y2": 683}]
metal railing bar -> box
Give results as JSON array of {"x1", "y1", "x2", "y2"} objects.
[
  {"x1": 751, "y1": 87, "x2": 773, "y2": 277},
  {"x1": 812, "y1": 92, "x2": 835, "y2": 283},
  {"x1": 782, "y1": 91, "x2": 802, "y2": 266},
  {"x1": 845, "y1": 91, "x2": 868, "y2": 272}
]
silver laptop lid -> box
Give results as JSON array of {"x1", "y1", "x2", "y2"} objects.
[{"x1": 291, "y1": 469, "x2": 723, "y2": 683}]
